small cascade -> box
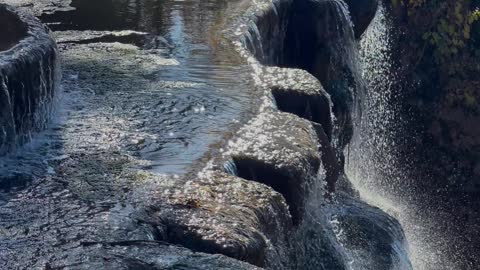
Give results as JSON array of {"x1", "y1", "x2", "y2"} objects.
[
  {"x1": 347, "y1": 3, "x2": 468, "y2": 269},
  {"x1": 283, "y1": 0, "x2": 367, "y2": 150},
  {"x1": 242, "y1": 0, "x2": 414, "y2": 269},
  {"x1": 0, "y1": 5, "x2": 60, "y2": 156},
  {"x1": 223, "y1": 159, "x2": 238, "y2": 176}
]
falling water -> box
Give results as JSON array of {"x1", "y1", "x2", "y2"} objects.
[
  {"x1": 269, "y1": 1, "x2": 413, "y2": 269},
  {"x1": 0, "y1": 36, "x2": 60, "y2": 156},
  {"x1": 347, "y1": 3, "x2": 464, "y2": 269}
]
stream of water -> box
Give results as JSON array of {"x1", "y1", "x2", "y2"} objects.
[{"x1": 0, "y1": 0, "x2": 257, "y2": 198}]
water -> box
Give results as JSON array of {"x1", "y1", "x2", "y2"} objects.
[
  {"x1": 1, "y1": 0, "x2": 257, "y2": 194},
  {"x1": 240, "y1": 0, "x2": 414, "y2": 269},
  {"x1": 0, "y1": 1, "x2": 259, "y2": 267},
  {"x1": 347, "y1": 3, "x2": 478, "y2": 269},
  {"x1": 0, "y1": 4, "x2": 60, "y2": 157}
]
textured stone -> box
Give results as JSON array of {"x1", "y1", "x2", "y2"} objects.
[
  {"x1": 222, "y1": 111, "x2": 321, "y2": 223},
  {"x1": 262, "y1": 66, "x2": 333, "y2": 139}
]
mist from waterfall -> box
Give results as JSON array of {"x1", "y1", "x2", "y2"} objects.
[{"x1": 346, "y1": 3, "x2": 462, "y2": 269}]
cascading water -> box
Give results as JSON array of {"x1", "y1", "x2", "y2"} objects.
[
  {"x1": 0, "y1": 0, "x2": 422, "y2": 269},
  {"x1": 0, "y1": 19, "x2": 60, "y2": 155},
  {"x1": 347, "y1": 1, "x2": 405, "y2": 205},
  {"x1": 243, "y1": 0, "x2": 414, "y2": 269},
  {"x1": 347, "y1": 3, "x2": 466, "y2": 270},
  {"x1": 0, "y1": 4, "x2": 60, "y2": 197}
]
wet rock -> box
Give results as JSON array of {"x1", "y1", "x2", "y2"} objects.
[
  {"x1": 3, "y1": 0, "x2": 74, "y2": 16},
  {"x1": 261, "y1": 67, "x2": 333, "y2": 139},
  {"x1": 149, "y1": 170, "x2": 292, "y2": 268},
  {"x1": 344, "y1": 0, "x2": 379, "y2": 38},
  {"x1": 283, "y1": 0, "x2": 364, "y2": 149},
  {"x1": 330, "y1": 194, "x2": 412, "y2": 270},
  {"x1": 0, "y1": 4, "x2": 59, "y2": 155},
  {"x1": 47, "y1": 242, "x2": 261, "y2": 270},
  {"x1": 223, "y1": 111, "x2": 321, "y2": 224}
]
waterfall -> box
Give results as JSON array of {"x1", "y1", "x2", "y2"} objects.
[
  {"x1": 278, "y1": 1, "x2": 413, "y2": 269},
  {"x1": 0, "y1": 5, "x2": 60, "y2": 156},
  {"x1": 0, "y1": 46, "x2": 60, "y2": 156},
  {"x1": 346, "y1": 3, "x2": 460, "y2": 269},
  {"x1": 347, "y1": 1, "x2": 403, "y2": 203}
]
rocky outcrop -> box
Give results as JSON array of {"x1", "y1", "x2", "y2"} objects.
[
  {"x1": 262, "y1": 67, "x2": 333, "y2": 139},
  {"x1": 222, "y1": 111, "x2": 321, "y2": 224},
  {"x1": 0, "y1": 4, "x2": 59, "y2": 155},
  {"x1": 148, "y1": 170, "x2": 292, "y2": 268},
  {"x1": 128, "y1": 0, "x2": 409, "y2": 268}
]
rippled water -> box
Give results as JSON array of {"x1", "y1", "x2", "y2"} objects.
[
  {"x1": 0, "y1": 0, "x2": 256, "y2": 197},
  {"x1": 0, "y1": 1, "x2": 261, "y2": 267}
]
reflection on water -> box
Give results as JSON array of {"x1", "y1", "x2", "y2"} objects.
[{"x1": 1, "y1": 0, "x2": 255, "y2": 194}]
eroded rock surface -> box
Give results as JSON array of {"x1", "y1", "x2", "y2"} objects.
[
  {"x1": 262, "y1": 67, "x2": 333, "y2": 139},
  {"x1": 149, "y1": 170, "x2": 292, "y2": 268}
]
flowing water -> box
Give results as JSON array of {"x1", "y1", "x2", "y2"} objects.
[
  {"x1": 1, "y1": 0, "x2": 420, "y2": 269},
  {"x1": 0, "y1": 0, "x2": 257, "y2": 198},
  {"x1": 347, "y1": 3, "x2": 477, "y2": 269},
  {"x1": 239, "y1": 0, "x2": 413, "y2": 269},
  {"x1": 290, "y1": 1, "x2": 411, "y2": 269}
]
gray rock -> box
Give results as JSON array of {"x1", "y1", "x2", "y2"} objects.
[
  {"x1": 261, "y1": 67, "x2": 333, "y2": 139},
  {"x1": 222, "y1": 111, "x2": 321, "y2": 224},
  {"x1": 149, "y1": 170, "x2": 292, "y2": 268}
]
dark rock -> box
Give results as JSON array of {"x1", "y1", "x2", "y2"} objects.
[
  {"x1": 331, "y1": 194, "x2": 412, "y2": 270},
  {"x1": 0, "y1": 6, "x2": 27, "y2": 51},
  {"x1": 149, "y1": 170, "x2": 292, "y2": 268},
  {"x1": 344, "y1": 0, "x2": 379, "y2": 38}
]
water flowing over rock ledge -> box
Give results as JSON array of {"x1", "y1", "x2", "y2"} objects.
[
  {"x1": 143, "y1": 0, "x2": 411, "y2": 269},
  {"x1": 0, "y1": 4, "x2": 60, "y2": 155},
  {"x1": 0, "y1": 1, "x2": 412, "y2": 269}
]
